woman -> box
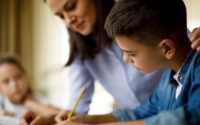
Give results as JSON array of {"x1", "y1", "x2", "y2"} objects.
[{"x1": 20, "y1": 0, "x2": 200, "y2": 124}]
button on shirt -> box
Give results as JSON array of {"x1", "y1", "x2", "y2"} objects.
[
  {"x1": 112, "y1": 50, "x2": 200, "y2": 125},
  {"x1": 66, "y1": 42, "x2": 163, "y2": 114}
]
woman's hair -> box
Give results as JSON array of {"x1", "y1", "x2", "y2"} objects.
[
  {"x1": 66, "y1": 0, "x2": 115, "y2": 66},
  {"x1": 0, "y1": 55, "x2": 26, "y2": 73}
]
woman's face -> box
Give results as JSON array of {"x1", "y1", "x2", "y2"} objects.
[{"x1": 47, "y1": 0, "x2": 97, "y2": 36}]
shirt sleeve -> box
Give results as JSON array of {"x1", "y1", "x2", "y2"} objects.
[{"x1": 66, "y1": 58, "x2": 94, "y2": 114}]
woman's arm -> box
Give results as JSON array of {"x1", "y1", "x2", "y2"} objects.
[{"x1": 24, "y1": 99, "x2": 60, "y2": 117}]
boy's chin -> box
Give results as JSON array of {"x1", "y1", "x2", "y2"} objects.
[{"x1": 139, "y1": 69, "x2": 155, "y2": 74}]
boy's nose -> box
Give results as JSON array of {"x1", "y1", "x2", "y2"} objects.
[
  {"x1": 123, "y1": 53, "x2": 130, "y2": 62},
  {"x1": 123, "y1": 53, "x2": 134, "y2": 64}
]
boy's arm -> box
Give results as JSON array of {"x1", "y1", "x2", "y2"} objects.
[
  {"x1": 69, "y1": 114, "x2": 117, "y2": 124},
  {"x1": 54, "y1": 119, "x2": 144, "y2": 125}
]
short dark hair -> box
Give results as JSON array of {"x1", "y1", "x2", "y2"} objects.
[
  {"x1": 0, "y1": 55, "x2": 26, "y2": 73},
  {"x1": 105, "y1": 0, "x2": 188, "y2": 46}
]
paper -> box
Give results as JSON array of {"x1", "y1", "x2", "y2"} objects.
[{"x1": 0, "y1": 116, "x2": 19, "y2": 125}]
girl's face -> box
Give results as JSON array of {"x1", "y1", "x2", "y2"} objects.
[
  {"x1": 0, "y1": 64, "x2": 28, "y2": 104},
  {"x1": 47, "y1": 0, "x2": 97, "y2": 36},
  {"x1": 115, "y1": 35, "x2": 166, "y2": 73}
]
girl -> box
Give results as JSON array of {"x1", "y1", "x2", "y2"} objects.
[{"x1": 0, "y1": 55, "x2": 60, "y2": 118}]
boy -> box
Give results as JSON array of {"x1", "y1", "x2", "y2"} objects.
[{"x1": 54, "y1": 0, "x2": 200, "y2": 125}]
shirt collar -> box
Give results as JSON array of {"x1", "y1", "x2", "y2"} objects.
[{"x1": 170, "y1": 49, "x2": 195, "y2": 85}]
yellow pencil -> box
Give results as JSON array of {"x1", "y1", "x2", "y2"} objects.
[{"x1": 67, "y1": 86, "x2": 87, "y2": 119}]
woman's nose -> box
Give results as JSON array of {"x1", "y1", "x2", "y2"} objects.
[{"x1": 63, "y1": 12, "x2": 76, "y2": 27}]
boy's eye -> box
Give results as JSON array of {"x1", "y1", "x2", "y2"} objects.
[
  {"x1": 128, "y1": 53, "x2": 135, "y2": 57},
  {"x1": 125, "y1": 52, "x2": 136, "y2": 57},
  {"x1": 65, "y1": 2, "x2": 76, "y2": 11}
]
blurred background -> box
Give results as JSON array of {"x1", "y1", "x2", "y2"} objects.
[{"x1": 0, "y1": 0, "x2": 199, "y2": 114}]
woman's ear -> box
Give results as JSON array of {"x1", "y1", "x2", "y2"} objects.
[{"x1": 158, "y1": 39, "x2": 176, "y2": 60}]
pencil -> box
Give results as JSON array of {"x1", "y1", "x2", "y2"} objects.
[{"x1": 67, "y1": 86, "x2": 87, "y2": 119}]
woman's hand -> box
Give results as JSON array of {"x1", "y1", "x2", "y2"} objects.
[
  {"x1": 190, "y1": 27, "x2": 200, "y2": 51},
  {"x1": 55, "y1": 110, "x2": 69, "y2": 123}
]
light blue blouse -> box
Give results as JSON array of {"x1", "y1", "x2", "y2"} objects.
[{"x1": 66, "y1": 42, "x2": 164, "y2": 114}]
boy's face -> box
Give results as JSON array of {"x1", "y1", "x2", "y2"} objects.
[
  {"x1": 116, "y1": 35, "x2": 166, "y2": 73},
  {"x1": 0, "y1": 64, "x2": 28, "y2": 104}
]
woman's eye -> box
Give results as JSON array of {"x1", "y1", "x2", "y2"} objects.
[
  {"x1": 65, "y1": 2, "x2": 76, "y2": 11},
  {"x1": 58, "y1": 14, "x2": 64, "y2": 19}
]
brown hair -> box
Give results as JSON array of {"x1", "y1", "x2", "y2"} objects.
[
  {"x1": 66, "y1": 0, "x2": 114, "y2": 66},
  {"x1": 43, "y1": 0, "x2": 115, "y2": 66},
  {"x1": 0, "y1": 55, "x2": 26, "y2": 73}
]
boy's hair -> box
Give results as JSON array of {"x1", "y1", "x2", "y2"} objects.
[
  {"x1": 105, "y1": 0, "x2": 188, "y2": 46},
  {"x1": 0, "y1": 55, "x2": 26, "y2": 73}
]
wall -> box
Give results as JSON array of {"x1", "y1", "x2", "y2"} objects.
[
  {"x1": 32, "y1": 0, "x2": 70, "y2": 108},
  {"x1": 184, "y1": 0, "x2": 200, "y2": 30}
]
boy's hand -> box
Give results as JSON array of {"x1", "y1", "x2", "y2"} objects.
[{"x1": 190, "y1": 27, "x2": 200, "y2": 51}]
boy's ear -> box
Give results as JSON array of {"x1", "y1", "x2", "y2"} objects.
[{"x1": 158, "y1": 39, "x2": 176, "y2": 60}]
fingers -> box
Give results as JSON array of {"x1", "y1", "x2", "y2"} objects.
[
  {"x1": 190, "y1": 27, "x2": 200, "y2": 42},
  {"x1": 191, "y1": 37, "x2": 200, "y2": 51},
  {"x1": 20, "y1": 111, "x2": 36, "y2": 125},
  {"x1": 20, "y1": 118, "x2": 29, "y2": 125},
  {"x1": 30, "y1": 116, "x2": 42, "y2": 125},
  {"x1": 55, "y1": 110, "x2": 68, "y2": 123}
]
